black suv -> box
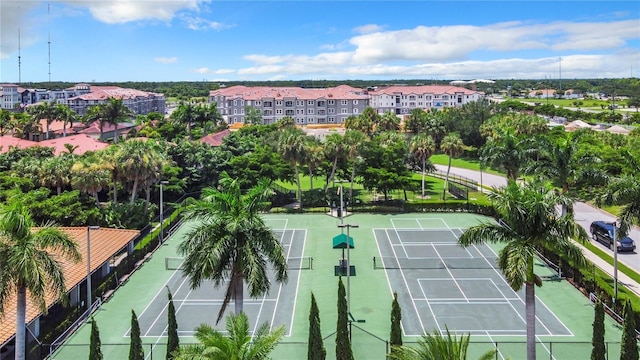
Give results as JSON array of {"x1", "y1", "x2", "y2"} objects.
[{"x1": 589, "y1": 221, "x2": 636, "y2": 252}]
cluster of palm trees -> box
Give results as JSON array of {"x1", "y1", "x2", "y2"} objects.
[{"x1": 0, "y1": 98, "x2": 135, "y2": 142}]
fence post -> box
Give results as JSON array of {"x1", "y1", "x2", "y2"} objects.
[
  {"x1": 495, "y1": 342, "x2": 499, "y2": 360},
  {"x1": 149, "y1": 343, "x2": 153, "y2": 360},
  {"x1": 385, "y1": 340, "x2": 389, "y2": 356},
  {"x1": 549, "y1": 341, "x2": 552, "y2": 360}
]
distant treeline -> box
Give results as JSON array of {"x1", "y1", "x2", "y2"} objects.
[{"x1": 16, "y1": 77, "x2": 640, "y2": 100}]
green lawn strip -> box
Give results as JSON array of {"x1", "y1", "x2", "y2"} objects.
[{"x1": 582, "y1": 241, "x2": 640, "y2": 286}]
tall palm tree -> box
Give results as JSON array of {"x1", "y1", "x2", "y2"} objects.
[
  {"x1": 101, "y1": 98, "x2": 133, "y2": 144},
  {"x1": 323, "y1": 133, "x2": 345, "y2": 192},
  {"x1": 410, "y1": 134, "x2": 435, "y2": 198},
  {"x1": 83, "y1": 105, "x2": 107, "y2": 142},
  {"x1": 0, "y1": 196, "x2": 81, "y2": 360},
  {"x1": 389, "y1": 327, "x2": 495, "y2": 360},
  {"x1": 115, "y1": 139, "x2": 168, "y2": 205},
  {"x1": 178, "y1": 172, "x2": 288, "y2": 324},
  {"x1": 39, "y1": 156, "x2": 73, "y2": 195},
  {"x1": 304, "y1": 138, "x2": 324, "y2": 191},
  {"x1": 458, "y1": 181, "x2": 588, "y2": 360},
  {"x1": 56, "y1": 104, "x2": 78, "y2": 137},
  {"x1": 378, "y1": 111, "x2": 400, "y2": 132},
  {"x1": 10, "y1": 112, "x2": 41, "y2": 140},
  {"x1": 440, "y1": 134, "x2": 465, "y2": 200},
  {"x1": 171, "y1": 102, "x2": 197, "y2": 140},
  {"x1": 278, "y1": 128, "x2": 306, "y2": 209},
  {"x1": 343, "y1": 130, "x2": 367, "y2": 200},
  {"x1": 28, "y1": 100, "x2": 59, "y2": 140},
  {"x1": 173, "y1": 313, "x2": 284, "y2": 360}
]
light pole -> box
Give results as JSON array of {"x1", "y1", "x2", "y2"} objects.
[
  {"x1": 336, "y1": 179, "x2": 349, "y2": 222},
  {"x1": 86, "y1": 225, "x2": 100, "y2": 311},
  {"x1": 159, "y1": 180, "x2": 169, "y2": 244},
  {"x1": 613, "y1": 221, "x2": 619, "y2": 303},
  {"x1": 338, "y1": 223, "x2": 358, "y2": 315}
]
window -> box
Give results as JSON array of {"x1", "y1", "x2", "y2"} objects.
[
  {"x1": 317, "y1": 101, "x2": 325, "y2": 107},
  {"x1": 307, "y1": 100, "x2": 315, "y2": 105},
  {"x1": 329, "y1": 117, "x2": 335, "y2": 122},
  {"x1": 308, "y1": 109, "x2": 314, "y2": 114},
  {"x1": 234, "y1": 100, "x2": 238, "y2": 106},
  {"x1": 353, "y1": 100, "x2": 358, "y2": 105},
  {"x1": 263, "y1": 101, "x2": 273, "y2": 107},
  {"x1": 341, "y1": 108, "x2": 348, "y2": 114},
  {"x1": 328, "y1": 100, "x2": 335, "y2": 105},
  {"x1": 341, "y1": 100, "x2": 348, "y2": 105},
  {"x1": 276, "y1": 100, "x2": 283, "y2": 106},
  {"x1": 328, "y1": 108, "x2": 335, "y2": 114},
  {"x1": 285, "y1": 101, "x2": 294, "y2": 107},
  {"x1": 297, "y1": 100, "x2": 304, "y2": 106},
  {"x1": 233, "y1": 109, "x2": 237, "y2": 114},
  {"x1": 353, "y1": 108, "x2": 359, "y2": 114},
  {"x1": 276, "y1": 109, "x2": 283, "y2": 114},
  {"x1": 297, "y1": 109, "x2": 304, "y2": 115}
]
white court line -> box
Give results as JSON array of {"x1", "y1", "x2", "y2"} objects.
[
  {"x1": 416, "y1": 218, "x2": 423, "y2": 230},
  {"x1": 286, "y1": 229, "x2": 307, "y2": 336},
  {"x1": 263, "y1": 218, "x2": 288, "y2": 232},
  {"x1": 431, "y1": 244, "x2": 468, "y2": 302},
  {"x1": 485, "y1": 332, "x2": 507, "y2": 360},
  {"x1": 262, "y1": 229, "x2": 294, "y2": 335},
  {"x1": 173, "y1": 298, "x2": 279, "y2": 303},
  {"x1": 375, "y1": 229, "x2": 408, "y2": 338},
  {"x1": 384, "y1": 230, "x2": 424, "y2": 334}
]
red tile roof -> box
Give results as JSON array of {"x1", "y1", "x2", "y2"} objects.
[
  {"x1": 200, "y1": 129, "x2": 230, "y2": 146},
  {"x1": 0, "y1": 227, "x2": 140, "y2": 347},
  {"x1": 0, "y1": 135, "x2": 38, "y2": 153},
  {"x1": 68, "y1": 86, "x2": 162, "y2": 101},
  {"x1": 210, "y1": 85, "x2": 369, "y2": 100},
  {"x1": 369, "y1": 85, "x2": 478, "y2": 95},
  {"x1": 39, "y1": 134, "x2": 109, "y2": 155}
]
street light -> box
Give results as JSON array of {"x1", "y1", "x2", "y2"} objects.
[
  {"x1": 159, "y1": 181, "x2": 169, "y2": 244},
  {"x1": 613, "y1": 221, "x2": 619, "y2": 303},
  {"x1": 335, "y1": 180, "x2": 349, "y2": 224},
  {"x1": 337, "y1": 223, "x2": 358, "y2": 315},
  {"x1": 86, "y1": 225, "x2": 100, "y2": 311}
]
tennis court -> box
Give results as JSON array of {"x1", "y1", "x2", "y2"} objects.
[
  {"x1": 134, "y1": 227, "x2": 308, "y2": 345},
  {"x1": 52, "y1": 213, "x2": 625, "y2": 360},
  {"x1": 373, "y1": 217, "x2": 572, "y2": 339}
]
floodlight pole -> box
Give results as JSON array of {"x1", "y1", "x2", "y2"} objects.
[
  {"x1": 613, "y1": 221, "x2": 619, "y2": 303},
  {"x1": 87, "y1": 226, "x2": 100, "y2": 311},
  {"x1": 338, "y1": 223, "x2": 358, "y2": 315},
  {"x1": 159, "y1": 180, "x2": 169, "y2": 244}
]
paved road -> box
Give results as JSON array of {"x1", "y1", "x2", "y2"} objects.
[{"x1": 435, "y1": 164, "x2": 640, "y2": 294}]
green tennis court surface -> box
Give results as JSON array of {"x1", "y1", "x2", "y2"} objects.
[{"x1": 52, "y1": 214, "x2": 625, "y2": 360}]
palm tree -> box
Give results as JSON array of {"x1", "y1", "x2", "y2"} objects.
[
  {"x1": 56, "y1": 104, "x2": 78, "y2": 137},
  {"x1": 410, "y1": 134, "x2": 435, "y2": 198},
  {"x1": 323, "y1": 133, "x2": 345, "y2": 192},
  {"x1": 11, "y1": 112, "x2": 41, "y2": 140},
  {"x1": 278, "y1": 128, "x2": 306, "y2": 209},
  {"x1": 70, "y1": 156, "x2": 111, "y2": 205},
  {"x1": 600, "y1": 173, "x2": 640, "y2": 236},
  {"x1": 102, "y1": 98, "x2": 133, "y2": 144},
  {"x1": 173, "y1": 312, "x2": 284, "y2": 360},
  {"x1": 389, "y1": 327, "x2": 495, "y2": 360},
  {"x1": 440, "y1": 134, "x2": 465, "y2": 200},
  {"x1": 458, "y1": 181, "x2": 588, "y2": 360},
  {"x1": 480, "y1": 130, "x2": 532, "y2": 182},
  {"x1": 378, "y1": 111, "x2": 400, "y2": 132},
  {"x1": 84, "y1": 105, "x2": 107, "y2": 142},
  {"x1": 28, "y1": 100, "x2": 59, "y2": 139},
  {"x1": 0, "y1": 109, "x2": 11, "y2": 135},
  {"x1": 343, "y1": 130, "x2": 366, "y2": 200},
  {"x1": 0, "y1": 196, "x2": 81, "y2": 360},
  {"x1": 178, "y1": 172, "x2": 288, "y2": 323},
  {"x1": 171, "y1": 102, "x2": 197, "y2": 140},
  {"x1": 39, "y1": 156, "x2": 73, "y2": 195},
  {"x1": 304, "y1": 138, "x2": 324, "y2": 191},
  {"x1": 524, "y1": 134, "x2": 605, "y2": 215},
  {"x1": 115, "y1": 139, "x2": 168, "y2": 206}
]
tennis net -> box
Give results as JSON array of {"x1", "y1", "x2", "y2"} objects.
[
  {"x1": 373, "y1": 256, "x2": 498, "y2": 270},
  {"x1": 165, "y1": 256, "x2": 314, "y2": 270}
]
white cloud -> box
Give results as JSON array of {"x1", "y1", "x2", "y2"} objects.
[
  {"x1": 0, "y1": 1, "x2": 41, "y2": 59},
  {"x1": 180, "y1": 15, "x2": 233, "y2": 31},
  {"x1": 70, "y1": 0, "x2": 202, "y2": 24},
  {"x1": 353, "y1": 24, "x2": 385, "y2": 35},
  {"x1": 190, "y1": 67, "x2": 235, "y2": 74},
  {"x1": 155, "y1": 57, "x2": 178, "y2": 64}
]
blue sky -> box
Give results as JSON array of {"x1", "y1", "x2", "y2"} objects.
[{"x1": 1, "y1": 1, "x2": 638, "y2": 83}]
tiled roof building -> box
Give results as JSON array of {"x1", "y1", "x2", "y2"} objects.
[
  {"x1": 210, "y1": 84, "x2": 483, "y2": 125},
  {"x1": 210, "y1": 85, "x2": 370, "y2": 125}
]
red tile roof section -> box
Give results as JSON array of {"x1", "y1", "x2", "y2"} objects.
[
  {"x1": 39, "y1": 134, "x2": 109, "y2": 155},
  {"x1": 0, "y1": 227, "x2": 139, "y2": 347},
  {"x1": 68, "y1": 86, "x2": 162, "y2": 101},
  {"x1": 200, "y1": 129, "x2": 230, "y2": 147},
  {"x1": 369, "y1": 85, "x2": 478, "y2": 95},
  {"x1": 210, "y1": 85, "x2": 369, "y2": 100},
  {"x1": 0, "y1": 135, "x2": 38, "y2": 153}
]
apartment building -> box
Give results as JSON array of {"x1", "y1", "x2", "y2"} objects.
[
  {"x1": 66, "y1": 85, "x2": 165, "y2": 116},
  {"x1": 1, "y1": 84, "x2": 165, "y2": 116},
  {"x1": 0, "y1": 84, "x2": 20, "y2": 110},
  {"x1": 210, "y1": 84, "x2": 483, "y2": 125},
  {"x1": 209, "y1": 85, "x2": 370, "y2": 125},
  {"x1": 368, "y1": 85, "x2": 483, "y2": 115}
]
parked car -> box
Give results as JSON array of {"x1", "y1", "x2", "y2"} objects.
[{"x1": 589, "y1": 221, "x2": 636, "y2": 252}]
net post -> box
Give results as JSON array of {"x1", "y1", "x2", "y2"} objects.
[
  {"x1": 310, "y1": 256, "x2": 313, "y2": 270},
  {"x1": 373, "y1": 256, "x2": 376, "y2": 269}
]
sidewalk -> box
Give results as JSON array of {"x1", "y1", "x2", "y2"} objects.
[{"x1": 435, "y1": 164, "x2": 640, "y2": 298}]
